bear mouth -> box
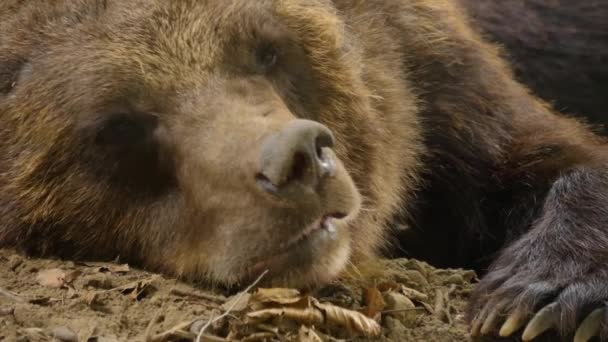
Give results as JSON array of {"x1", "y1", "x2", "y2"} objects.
[
  {"x1": 247, "y1": 213, "x2": 346, "y2": 276},
  {"x1": 282, "y1": 214, "x2": 340, "y2": 249}
]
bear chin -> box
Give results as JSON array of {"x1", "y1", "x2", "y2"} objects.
[{"x1": 199, "y1": 218, "x2": 354, "y2": 288}]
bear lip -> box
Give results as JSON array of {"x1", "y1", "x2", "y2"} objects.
[
  {"x1": 282, "y1": 218, "x2": 324, "y2": 248},
  {"x1": 248, "y1": 214, "x2": 344, "y2": 275},
  {"x1": 282, "y1": 213, "x2": 344, "y2": 249}
]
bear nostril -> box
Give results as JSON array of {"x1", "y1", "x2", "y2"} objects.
[
  {"x1": 288, "y1": 151, "x2": 309, "y2": 185},
  {"x1": 255, "y1": 173, "x2": 279, "y2": 194},
  {"x1": 315, "y1": 132, "x2": 334, "y2": 159},
  {"x1": 257, "y1": 119, "x2": 337, "y2": 197}
]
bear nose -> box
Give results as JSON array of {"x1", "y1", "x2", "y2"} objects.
[{"x1": 257, "y1": 119, "x2": 336, "y2": 196}]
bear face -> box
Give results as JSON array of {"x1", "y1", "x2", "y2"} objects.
[{"x1": 0, "y1": 0, "x2": 420, "y2": 287}]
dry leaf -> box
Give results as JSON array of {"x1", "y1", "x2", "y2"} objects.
[
  {"x1": 66, "y1": 287, "x2": 78, "y2": 299},
  {"x1": 118, "y1": 277, "x2": 157, "y2": 301},
  {"x1": 170, "y1": 287, "x2": 226, "y2": 303},
  {"x1": 111, "y1": 264, "x2": 130, "y2": 273},
  {"x1": 247, "y1": 307, "x2": 324, "y2": 326},
  {"x1": 94, "y1": 264, "x2": 129, "y2": 274},
  {"x1": 298, "y1": 326, "x2": 323, "y2": 342},
  {"x1": 63, "y1": 270, "x2": 82, "y2": 285},
  {"x1": 221, "y1": 292, "x2": 251, "y2": 312},
  {"x1": 255, "y1": 323, "x2": 279, "y2": 335},
  {"x1": 196, "y1": 334, "x2": 228, "y2": 342},
  {"x1": 94, "y1": 266, "x2": 112, "y2": 273},
  {"x1": 252, "y1": 288, "x2": 302, "y2": 305},
  {"x1": 240, "y1": 332, "x2": 276, "y2": 342},
  {"x1": 36, "y1": 268, "x2": 67, "y2": 288},
  {"x1": 247, "y1": 295, "x2": 381, "y2": 338},
  {"x1": 312, "y1": 298, "x2": 381, "y2": 337},
  {"x1": 361, "y1": 287, "x2": 386, "y2": 319},
  {"x1": 400, "y1": 285, "x2": 429, "y2": 302},
  {"x1": 29, "y1": 297, "x2": 60, "y2": 306},
  {"x1": 85, "y1": 291, "x2": 99, "y2": 306},
  {"x1": 377, "y1": 281, "x2": 400, "y2": 293}
]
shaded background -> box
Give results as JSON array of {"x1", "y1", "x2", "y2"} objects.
[{"x1": 460, "y1": 0, "x2": 608, "y2": 133}]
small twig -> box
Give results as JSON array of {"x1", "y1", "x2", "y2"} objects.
[
  {"x1": 169, "y1": 288, "x2": 226, "y2": 304},
  {"x1": 433, "y1": 289, "x2": 446, "y2": 321},
  {"x1": 106, "y1": 275, "x2": 160, "y2": 293},
  {"x1": 382, "y1": 307, "x2": 426, "y2": 314},
  {"x1": 195, "y1": 270, "x2": 269, "y2": 342},
  {"x1": 447, "y1": 284, "x2": 457, "y2": 296},
  {"x1": 147, "y1": 320, "x2": 197, "y2": 342},
  {"x1": 433, "y1": 288, "x2": 453, "y2": 325},
  {"x1": 241, "y1": 332, "x2": 276, "y2": 342},
  {"x1": 0, "y1": 287, "x2": 25, "y2": 303}
]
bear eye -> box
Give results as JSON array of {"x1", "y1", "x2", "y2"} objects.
[
  {"x1": 95, "y1": 113, "x2": 154, "y2": 146},
  {"x1": 255, "y1": 44, "x2": 279, "y2": 72}
]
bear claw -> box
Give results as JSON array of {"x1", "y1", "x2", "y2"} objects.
[
  {"x1": 521, "y1": 302, "x2": 558, "y2": 341},
  {"x1": 473, "y1": 301, "x2": 606, "y2": 341},
  {"x1": 498, "y1": 306, "x2": 527, "y2": 337},
  {"x1": 480, "y1": 300, "x2": 508, "y2": 335},
  {"x1": 573, "y1": 308, "x2": 603, "y2": 342}
]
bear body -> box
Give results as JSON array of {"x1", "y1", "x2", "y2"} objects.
[
  {"x1": 461, "y1": 0, "x2": 608, "y2": 133},
  {"x1": 1, "y1": 1, "x2": 608, "y2": 340}
]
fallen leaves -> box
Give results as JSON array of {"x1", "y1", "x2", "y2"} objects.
[
  {"x1": 235, "y1": 288, "x2": 381, "y2": 340},
  {"x1": 247, "y1": 306, "x2": 324, "y2": 326},
  {"x1": 117, "y1": 276, "x2": 158, "y2": 301},
  {"x1": 298, "y1": 325, "x2": 323, "y2": 342},
  {"x1": 150, "y1": 283, "x2": 384, "y2": 341},
  {"x1": 31, "y1": 262, "x2": 157, "y2": 310},
  {"x1": 314, "y1": 298, "x2": 382, "y2": 336},
  {"x1": 221, "y1": 292, "x2": 251, "y2": 312},
  {"x1": 361, "y1": 286, "x2": 386, "y2": 319},
  {"x1": 10, "y1": 252, "x2": 475, "y2": 341},
  {"x1": 251, "y1": 288, "x2": 302, "y2": 305}
]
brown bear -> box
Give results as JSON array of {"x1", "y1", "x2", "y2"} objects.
[
  {"x1": 460, "y1": 0, "x2": 608, "y2": 134},
  {"x1": 1, "y1": 0, "x2": 607, "y2": 341}
]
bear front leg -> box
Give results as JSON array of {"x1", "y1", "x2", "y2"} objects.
[{"x1": 469, "y1": 166, "x2": 608, "y2": 341}]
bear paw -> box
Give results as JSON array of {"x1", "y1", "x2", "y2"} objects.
[{"x1": 469, "y1": 268, "x2": 608, "y2": 341}]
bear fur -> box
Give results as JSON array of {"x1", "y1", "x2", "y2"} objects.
[
  {"x1": 461, "y1": 0, "x2": 608, "y2": 133},
  {"x1": 2, "y1": 0, "x2": 608, "y2": 340}
]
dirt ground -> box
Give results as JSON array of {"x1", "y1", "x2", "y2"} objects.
[{"x1": 0, "y1": 249, "x2": 475, "y2": 341}]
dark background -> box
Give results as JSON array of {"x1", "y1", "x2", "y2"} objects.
[{"x1": 461, "y1": 0, "x2": 608, "y2": 133}]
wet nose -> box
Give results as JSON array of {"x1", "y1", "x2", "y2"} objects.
[{"x1": 257, "y1": 119, "x2": 336, "y2": 196}]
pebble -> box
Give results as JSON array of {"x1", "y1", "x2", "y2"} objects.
[
  {"x1": 52, "y1": 326, "x2": 78, "y2": 342},
  {"x1": 384, "y1": 292, "x2": 419, "y2": 328},
  {"x1": 189, "y1": 319, "x2": 206, "y2": 335}
]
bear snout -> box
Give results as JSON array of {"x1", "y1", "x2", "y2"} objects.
[{"x1": 257, "y1": 119, "x2": 336, "y2": 198}]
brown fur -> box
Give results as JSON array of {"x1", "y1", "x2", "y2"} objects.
[
  {"x1": 2, "y1": 1, "x2": 608, "y2": 338},
  {"x1": 460, "y1": 0, "x2": 608, "y2": 133}
]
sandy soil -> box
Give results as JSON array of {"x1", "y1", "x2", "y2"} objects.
[{"x1": 0, "y1": 249, "x2": 476, "y2": 341}]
